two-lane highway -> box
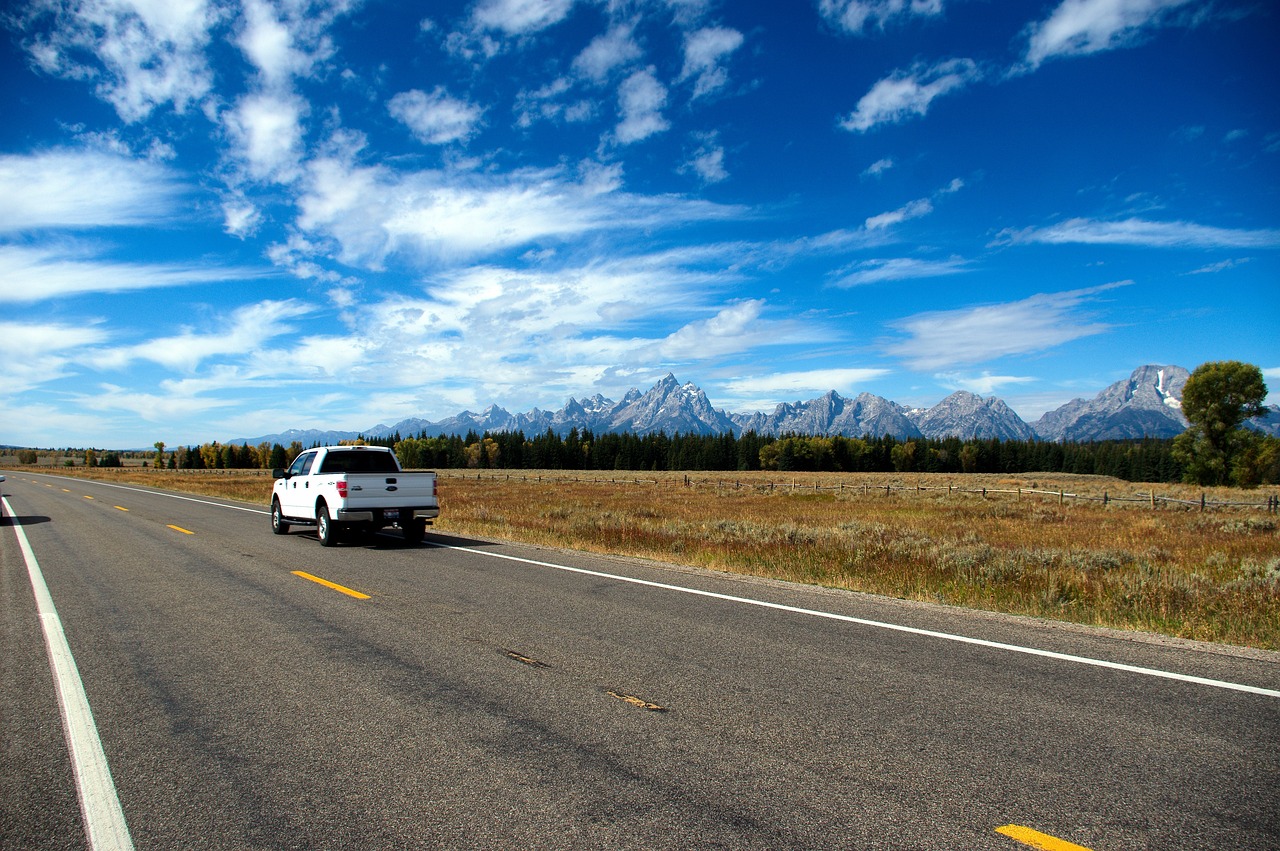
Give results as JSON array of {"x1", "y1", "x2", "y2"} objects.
[{"x1": 2, "y1": 471, "x2": 1278, "y2": 849}]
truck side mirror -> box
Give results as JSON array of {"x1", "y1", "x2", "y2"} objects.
[{"x1": 272, "y1": 469, "x2": 289, "y2": 480}]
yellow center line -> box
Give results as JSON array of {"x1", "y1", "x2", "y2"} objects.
[
  {"x1": 996, "y1": 825, "x2": 1094, "y2": 851},
  {"x1": 167, "y1": 525, "x2": 194, "y2": 535},
  {"x1": 292, "y1": 571, "x2": 371, "y2": 600},
  {"x1": 83, "y1": 495, "x2": 94, "y2": 500},
  {"x1": 114, "y1": 506, "x2": 129, "y2": 512}
]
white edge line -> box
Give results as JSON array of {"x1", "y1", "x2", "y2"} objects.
[
  {"x1": 3, "y1": 495, "x2": 135, "y2": 850},
  {"x1": 429, "y1": 542, "x2": 1280, "y2": 699}
]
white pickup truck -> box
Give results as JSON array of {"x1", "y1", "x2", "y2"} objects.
[{"x1": 270, "y1": 445, "x2": 439, "y2": 546}]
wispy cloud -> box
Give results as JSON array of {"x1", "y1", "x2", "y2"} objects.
[
  {"x1": 935, "y1": 371, "x2": 1036, "y2": 396},
  {"x1": 1186, "y1": 257, "x2": 1250, "y2": 275},
  {"x1": 865, "y1": 198, "x2": 933, "y2": 230},
  {"x1": 296, "y1": 151, "x2": 741, "y2": 269},
  {"x1": 1023, "y1": 0, "x2": 1199, "y2": 69},
  {"x1": 832, "y1": 256, "x2": 969, "y2": 287},
  {"x1": 722, "y1": 367, "x2": 892, "y2": 398},
  {"x1": 0, "y1": 243, "x2": 268, "y2": 302},
  {"x1": 88, "y1": 300, "x2": 312, "y2": 372},
  {"x1": 996, "y1": 217, "x2": 1280, "y2": 249},
  {"x1": 884, "y1": 283, "x2": 1128, "y2": 370},
  {"x1": 840, "y1": 58, "x2": 980, "y2": 133},
  {"x1": 0, "y1": 149, "x2": 185, "y2": 232}
]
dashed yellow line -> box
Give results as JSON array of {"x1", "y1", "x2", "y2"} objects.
[
  {"x1": 167, "y1": 525, "x2": 194, "y2": 535},
  {"x1": 291, "y1": 571, "x2": 371, "y2": 600},
  {"x1": 996, "y1": 825, "x2": 1094, "y2": 851},
  {"x1": 114, "y1": 506, "x2": 128, "y2": 512}
]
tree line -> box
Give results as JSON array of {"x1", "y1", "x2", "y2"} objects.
[{"x1": 18, "y1": 430, "x2": 1278, "y2": 486}]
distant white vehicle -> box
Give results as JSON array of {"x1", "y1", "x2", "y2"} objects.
[{"x1": 271, "y1": 446, "x2": 439, "y2": 546}]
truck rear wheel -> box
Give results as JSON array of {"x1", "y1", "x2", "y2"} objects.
[
  {"x1": 402, "y1": 519, "x2": 426, "y2": 545},
  {"x1": 317, "y1": 504, "x2": 338, "y2": 547}
]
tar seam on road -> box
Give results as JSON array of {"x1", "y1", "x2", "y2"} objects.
[
  {"x1": 429, "y1": 543, "x2": 1280, "y2": 700},
  {"x1": 2, "y1": 495, "x2": 135, "y2": 851}
]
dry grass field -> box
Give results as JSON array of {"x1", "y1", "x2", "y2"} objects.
[{"x1": 6, "y1": 463, "x2": 1279, "y2": 649}]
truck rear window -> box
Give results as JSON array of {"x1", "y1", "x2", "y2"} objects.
[{"x1": 318, "y1": 450, "x2": 400, "y2": 474}]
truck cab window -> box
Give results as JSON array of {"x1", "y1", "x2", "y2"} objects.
[{"x1": 289, "y1": 452, "x2": 316, "y2": 476}]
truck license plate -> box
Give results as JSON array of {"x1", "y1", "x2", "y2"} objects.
[{"x1": 384, "y1": 509, "x2": 399, "y2": 520}]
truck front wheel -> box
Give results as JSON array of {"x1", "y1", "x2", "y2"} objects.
[
  {"x1": 271, "y1": 499, "x2": 290, "y2": 535},
  {"x1": 317, "y1": 504, "x2": 339, "y2": 547}
]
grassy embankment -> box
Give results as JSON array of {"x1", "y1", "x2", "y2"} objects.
[{"x1": 6, "y1": 463, "x2": 1279, "y2": 649}]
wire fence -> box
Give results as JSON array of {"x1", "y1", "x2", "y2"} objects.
[{"x1": 437, "y1": 471, "x2": 1280, "y2": 514}]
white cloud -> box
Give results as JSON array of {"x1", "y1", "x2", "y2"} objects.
[
  {"x1": 997, "y1": 217, "x2": 1280, "y2": 249},
  {"x1": 573, "y1": 23, "x2": 642, "y2": 82},
  {"x1": 0, "y1": 149, "x2": 184, "y2": 232},
  {"x1": 679, "y1": 26, "x2": 744, "y2": 98},
  {"x1": 221, "y1": 194, "x2": 262, "y2": 238},
  {"x1": 657, "y1": 300, "x2": 770, "y2": 359},
  {"x1": 885, "y1": 283, "x2": 1128, "y2": 370},
  {"x1": 614, "y1": 67, "x2": 670, "y2": 144},
  {"x1": 865, "y1": 198, "x2": 933, "y2": 230},
  {"x1": 0, "y1": 243, "x2": 268, "y2": 302},
  {"x1": 19, "y1": 0, "x2": 220, "y2": 121},
  {"x1": 224, "y1": 90, "x2": 308, "y2": 183},
  {"x1": 682, "y1": 132, "x2": 728, "y2": 183},
  {"x1": 840, "y1": 58, "x2": 980, "y2": 132},
  {"x1": 296, "y1": 153, "x2": 742, "y2": 269},
  {"x1": 389, "y1": 87, "x2": 485, "y2": 145},
  {"x1": 1024, "y1": 0, "x2": 1197, "y2": 68},
  {"x1": 472, "y1": 0, "x2": 574, "y2": 35},
  {"x1": 832, "y1": 256, "x2": 968, "y2": 287},
  {"x1": 819, "y1": 0, "x2": 945, "y2": 35},
  {"x1": 862, "y1": 157, "x2": 894, "y2": 177},
  {"x1": 236, "y1": 0, "x2": 314, "y2": 87}
]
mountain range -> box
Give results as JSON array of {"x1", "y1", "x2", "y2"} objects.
[{"x1": 232, "y1": 365, "x2": 1280, "y2": 447}]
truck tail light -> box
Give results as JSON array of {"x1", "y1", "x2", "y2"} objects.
[
  {"x1": 432, "y1": 478, "x2": 438, "y2": 497},
  {"x1": 336, "y1": 481, "x2": 348, "y2": 498}
]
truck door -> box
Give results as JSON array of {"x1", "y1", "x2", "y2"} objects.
[{"x1": 281, "y1": 451, "x2": 317, "y2": 516}]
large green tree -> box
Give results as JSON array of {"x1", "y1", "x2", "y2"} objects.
[{"x1": 1173, "y1": 360, "x2": 1268, "y2": 486}]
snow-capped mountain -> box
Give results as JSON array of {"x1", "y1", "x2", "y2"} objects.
[
  {"x1": 1034, "y1": 365, "x2": 1190, "y2": 442},
  {"x1": 907, "y1": 391, "x2": 1038, "y2": 441},
  {"x1": 605, "y1": 374, "x2": 738, "y2": 435},
  {"x1": 730, "y1": 391, "x2": 922, "y2": 439},
  {"x1": 232, "y1": 364, "x2": 1274, "y2": 447}
]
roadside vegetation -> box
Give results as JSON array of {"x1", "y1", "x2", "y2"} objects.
[{"x1": 5, "y1": 460, "x2": 1277, "y2": 650}]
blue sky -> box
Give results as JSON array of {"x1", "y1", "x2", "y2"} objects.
[{"x1": 1, "y1": 0, "x2": 1277, "y2": 448}]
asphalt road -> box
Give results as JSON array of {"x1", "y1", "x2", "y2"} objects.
[{"x1": 2, "y1": 471, "x2": 1278, "y2": 850}]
